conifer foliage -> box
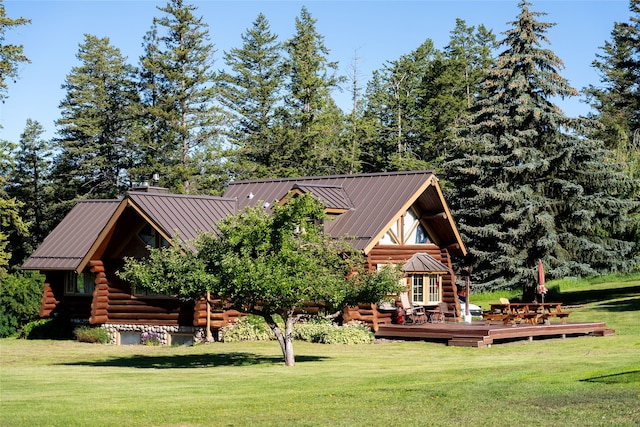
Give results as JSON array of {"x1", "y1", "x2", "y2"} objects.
[{"x1": 444, "y1": 1, "x2": 639, "y2": 291}]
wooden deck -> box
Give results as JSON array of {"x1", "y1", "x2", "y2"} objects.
[{"x1": 375, "y1": 320, "x2": 615, "y2": 347}]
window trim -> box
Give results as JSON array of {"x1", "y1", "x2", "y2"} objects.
[
  {"x1": 410, "y1": 273, "x2": 442, "y2": 305},
  {"x1": 65, "y1": 271, "x2": 96, "y2": 295}
]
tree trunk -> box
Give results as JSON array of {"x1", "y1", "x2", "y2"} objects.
[{"x1": 264, "y1": 312, "x2": 296, "y2": 366}]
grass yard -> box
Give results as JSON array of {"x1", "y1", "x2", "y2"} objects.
[{"x1": 1, "y1": 276, "x2": 639, "y2": 426}]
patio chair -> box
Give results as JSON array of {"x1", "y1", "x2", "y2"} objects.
[
  {"x1": 438, "y1": 302, "x2": 455, "y2": 322},
  {"x1": 399, "y1": 292, "x2": 428, "y2": 324}
]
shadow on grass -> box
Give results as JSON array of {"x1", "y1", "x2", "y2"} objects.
[
  {"x1": 547, "y1": 285, "x2": 640, "y2": 310},
  {"x1": 581, "y1": 370, "x2": 640, "y2": 384},
  {"x1": 61, "y1": 352, "x2": 327, "y2": 369}
]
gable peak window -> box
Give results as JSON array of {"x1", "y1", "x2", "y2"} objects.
[{"x1": 379, "y1": 207, "x2": 431, "y2": 245}]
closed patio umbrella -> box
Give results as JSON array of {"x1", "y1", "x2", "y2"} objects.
[{"x1": 537, "y1": 259, "x2": 547, "y2": 303}]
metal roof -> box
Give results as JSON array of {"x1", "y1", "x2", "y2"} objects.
[
  {"x1": 224, "y1": 171, "x2": 466, "y2": 255},
  {"x1": 22, "y1": 193, "x2": 237, "y2": 271},
  {"x1": 127, "y1": 192, "x2": 236, "y2": 248},
  {"x1": 402, "y1": 252, "x2": 452, "y2": 274},
  {"x1": 22, "y1": 200, "x2": 120, "y2": 271},
  {"x1": 288, "y1": 183, "x2": 354, "y2": 211},
  {"x1": 23, "y1": 171, "x2": 467, "y2": 272}
]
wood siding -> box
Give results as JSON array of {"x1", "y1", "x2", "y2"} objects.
[{"x1": 367, "y1": 244, "x2": 461, "y2": 320}]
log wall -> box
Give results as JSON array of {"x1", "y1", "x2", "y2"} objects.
[{"x1": 367, "y1": 244, "x2": 461, "y2": 320}]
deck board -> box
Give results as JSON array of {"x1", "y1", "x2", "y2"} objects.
[{"x1": 375, "y1": 321, "x2": 614, "y2": 347}]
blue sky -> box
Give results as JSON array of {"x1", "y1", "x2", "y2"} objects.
[{"x1": 1, "y1": 0, "x2": 631, "y2": 145}]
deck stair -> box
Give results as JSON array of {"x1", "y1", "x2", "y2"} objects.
[{"x1": 447, "y1": 334, "x2": 492, "y2": 347}]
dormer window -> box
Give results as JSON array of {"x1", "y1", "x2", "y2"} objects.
[{"x1": 138, "y1": 224, "x2": 169, "y2": 248}]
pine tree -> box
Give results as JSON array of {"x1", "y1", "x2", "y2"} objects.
[
  {"x1": 139, "y1": 0, "x2": 223, "y2": 193},
  {"x1": 0, "y1": 0, "x2": 30, "y2": 102},
  {"x1": 361, "y1": 40, "x2": 437, "y2": 172},
  {"x1": 585, "y1": 0, "x2": 640, "y2": 180},
  {"x1": 218, "y1": 13, "x2": 286, "y2": 180},
  {"x1": 54, "y1": 34, "x2": 140, "y2": 201},
  {"x1": 443, "y1": 1, "x2": 638, "y2": 292},
  {"x1": 426, "y1": 20, "x2": 496, "y2": 160},
  {"x1": 6, "y1": 120, "x2": 52, "y2": 263},
  {"x1": 282, "y1": 6, "x2": 347, "y2": 176}
]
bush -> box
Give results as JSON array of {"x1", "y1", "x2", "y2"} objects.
[
  {"x1": 295, "y1": 319, "x2": 374, "y2": 344},
  {"x1": 73, "y1": 325, "x2": 110, "y2": 344},
  {"x1": 0, "y1": 271, "x2": 44, "y2": 337},
  {"x1": 222, "y1": 316, "x2": 374, "y2": 344},
  {"x1": 18, "y1": 312, "x2": 75, "y2": 340},
  {"x1": 221, "y1": 316, "x2": 275, "y2": 342}
]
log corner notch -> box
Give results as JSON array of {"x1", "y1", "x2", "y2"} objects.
[
  {"x1": 39, "y1": 282, "x2": 58, "y2": 317},
  {"x1": 89, "y1": 260, "x2": 109, "y2": 324}
]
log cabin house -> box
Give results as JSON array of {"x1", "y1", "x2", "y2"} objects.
[{"x1": 23, "y1": 171, "x2": 467, "y2": 344}]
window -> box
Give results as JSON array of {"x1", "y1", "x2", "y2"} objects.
[
  {"x1": 65, "y1": 272, "x2": 96, "y2": 295},
  {"x1": 428, "y1": 275, "x2": 442, "y2": 304},
  {"x1": 410, "y1": 274, "x2": 441, "y2": 305},
  {"x1": 378, "y1": 208, "x2": 431, "y2": 246},
  {"x1": 138, "y1": 224, "x2": 169, "y2": 248},
  {"x1": 412, "y1": 275, "x2": 424, "y2": 304}
]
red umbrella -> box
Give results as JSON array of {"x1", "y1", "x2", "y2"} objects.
[{"x1": 537, "y1": 259, "x2": 547, "y2": 303}]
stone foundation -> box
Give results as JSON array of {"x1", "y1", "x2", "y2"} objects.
[{"x1": 101, "y1": 323, "x2": 206, "y2": 346}]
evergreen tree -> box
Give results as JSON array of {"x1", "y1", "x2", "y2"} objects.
[
  {"x1": 281, "y1": 6, "x2": 348, "y2": 176},
  {"x1": 444, "y1": 1, "x2": 638, "y2": 292},
  {"x1": 361, "y1": 25, "x2": 494, "y2": 174},
  {"x1": 218, "y1": 13, "x2": 286, "y2": 180},
  {"x1": 139, "y1": 0, "x2": 223, "y2": 193},
  {"x1": 585, "y1": 0, "x2": 640, "y2": 180},
  {"x1": 361, "y1": 40, "x2": 437, "y2": 172},
  {"x1": 6, "y1": 119, "x2": 52, "y2": 264},
  {"x1": 426, "y1": 20, "x2": 496, "y2": 161},
  {"x1": 53, "y1": 34, "x2": 139, "y2": 201},
  {"x1": 0, "y1": 0, "x2": 30, "y2": 102}
]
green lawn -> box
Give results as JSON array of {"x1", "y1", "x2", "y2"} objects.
[{"x1": 1, "y1": 276, "x2": 639, "y2": 426}]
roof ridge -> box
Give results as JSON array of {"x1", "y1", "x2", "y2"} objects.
[
  {"x1": 127, "y1": 192, "x2": 236, "y2": 202},
  {"x1": 228, "y1": 170, "x2": 434, "y2": 186}
]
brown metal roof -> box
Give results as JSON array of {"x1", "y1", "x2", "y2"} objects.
[
  {"x1": 23, "y1": 193, "x2": 237, "y2": 271},
  {"x1": 24, "y1": 171, "x2": 466, "y2": 272},
  {"x1": 127, "y1": 192, "x2": 236, "y2": 248},
  {"x1": 22, "y1": 200, "x2": 120, "y2": 271},
  {"x1": 224, "y1": 171, "x2": 466, "y2": 255},
  {"x1": 402, "y1": 252, "x2": 452, "y2": 274},
  {"x1": 288, "y1": 183, "x2": 354, "y2": 211}
]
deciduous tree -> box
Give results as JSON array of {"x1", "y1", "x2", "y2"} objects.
[{"x1": 120, "y1": 194, "x2": 403, "y2": 366}]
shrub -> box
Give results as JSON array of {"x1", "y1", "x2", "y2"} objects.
[
  {"x1": 73, "y1": 325, "x2": 110, "y2": 344},
  {"x1": 18, "y1": 318, "x2": 51, "y2": 339},
  {"x1": 295, "y1": 319, "x2": 374, "y2": 344},
  {"x1": 0, "y1": 271, "x2": 44, "y2": 337},
  {"x1": 221, "y1": 316, "x2": 275, "y2": 342},
  {"x1": 222, "y1": 316, "x2": 374, "y2": 344}
]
